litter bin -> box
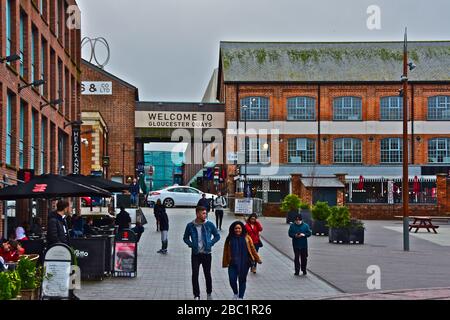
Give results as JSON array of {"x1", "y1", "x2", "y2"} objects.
[{"x1": 71, "y1": 237, "x2": 106, "y2": 280}]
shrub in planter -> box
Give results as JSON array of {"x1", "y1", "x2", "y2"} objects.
[
  {"x1": 281, "y1": 194, "x2": 302, "y2": 224},
  {"x1": 327, "y1": 206, "x2": 351, "y2": 244},
  {"x1": 348, "y1": 220, "x2": 365, "y2": 244},
  {"x1": 311, "y1": 202, "x2": 331, "y2": 236},
  {"x1": 0, "y1": 271, "x2": 21, "y2": 300}
]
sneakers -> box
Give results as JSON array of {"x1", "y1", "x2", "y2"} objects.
[
  {"x1": 157, "y1": 249, "x2": 168, "y2": 254},
  {"x1": 232, "y1": 294, "x2": 239, "y2": 300},
  {"x1": 207, "y1": 294, "x2": 213, "y2": 300},
  {"x1": 294, "y1": 272, "x2": 300, "y2": 276},
  {"x1": 194, "y1": 296, "x2": 200, "y2": 300}
]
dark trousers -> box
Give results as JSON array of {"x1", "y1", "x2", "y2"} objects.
[
  {"x1": 215, "y1": 210, "x2": 224, "y2": 230},
  {"x1": 294, "y1": 248, "x2": 308, "y2": 274},
  {"x1": 191, "y1": 253, "x2": 212, "y2": 298},
  {"x1": 252, "y1": 244, "x2": 261, "y2": 269},
  {"x1": 228, "y1": 264, "x2": 250, "y2": 299}
]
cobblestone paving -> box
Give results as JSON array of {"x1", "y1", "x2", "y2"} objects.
[{"x1": 77, "y1": 209, "x2": 339, "y2": 300}]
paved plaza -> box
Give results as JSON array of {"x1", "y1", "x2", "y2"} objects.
[{"x1": 77, "y1": 208, "x2": 340, "y2": 300}]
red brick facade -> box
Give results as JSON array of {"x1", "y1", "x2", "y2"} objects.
[
  {"x1": 1, "y1": 0, "x2": 81, "y2": 236},
  {"x1": 80, "y1": 61, "x2": 138, "y2": 182}
]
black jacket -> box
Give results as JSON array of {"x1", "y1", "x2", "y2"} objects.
[
  {"x1": 159, "y1": 209, "x2": 169, "y2": 231},
  {"x1": 115, "y1": 210, "x2": 131, "y2": 230},
  {"x1": 47, "y1": 211, "x2": 70, "y2": 245},
  {"x1": 197, "y1": 198, "x2": 211, "y2": 212}
]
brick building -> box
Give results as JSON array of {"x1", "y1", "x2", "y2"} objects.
[
  {"x1": 213, "y1": 41, "x2": 450, "y2": 217},
  {"x1": 80, "y1": 59, "x2": 138, "y2": 183},
  {"x1": 1, "y1": 0, "x2": 81, "y2": 236}
]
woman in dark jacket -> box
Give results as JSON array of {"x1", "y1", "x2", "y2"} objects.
[
  {"x1": 222, "y1": 221, "x2": 261, "y2": 300},
  {"x1": 157, "y1": 202, "x2": 169, "y2": 254},
  {"x1": 153, "y1": 199, "x2": 164, "y2": 232}
]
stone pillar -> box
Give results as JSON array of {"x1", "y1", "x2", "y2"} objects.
[
  {"x1": 436, "y1": 174, "x2": 448, "y2": 214},
  {"x1": 335, "y1": 174, "x2": 347, "y2": 207}
]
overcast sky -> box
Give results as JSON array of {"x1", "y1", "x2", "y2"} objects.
[{"x1": 77, "y1": 0, "x2": 450, "y2": 102}]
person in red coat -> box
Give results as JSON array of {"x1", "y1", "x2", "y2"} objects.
[{"x1": 245, "y1": 213, "x2": 263, "y2": 274}]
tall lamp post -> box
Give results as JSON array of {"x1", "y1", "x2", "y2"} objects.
[
  {"x1": 401, "y1": 28, "x2": 417, "y2": 252},
  {"x1": 241, "y1": 98, "x2": 256, "y2": 198}
]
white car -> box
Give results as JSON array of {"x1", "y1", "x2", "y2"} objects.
[{"x1": 147, "y1": 186, "x2": 219, "y2": 208}]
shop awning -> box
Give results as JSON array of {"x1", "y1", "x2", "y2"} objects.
[
  {"x1": 301, "y1": 178, "x2": 344, "y2": 188},
  {"x1": 346, "y1": 176, "x2": 437, "y2": 183},
  {"x1": 234, "y1": 176, "x2": 291, "y2": 181}
]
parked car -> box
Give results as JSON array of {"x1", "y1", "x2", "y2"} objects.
[{"x1": 147, "y1": 186, "x2": 222, "y2": 208}]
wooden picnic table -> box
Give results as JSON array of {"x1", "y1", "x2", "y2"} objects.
[{"x1": 408, "y1": 217, "x2": 440, "y2": 234}]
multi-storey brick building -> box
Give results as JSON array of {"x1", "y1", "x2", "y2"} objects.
[
  {"x1": 1, "y1": 0, "x2": 81, "y2": 236},
  {"x1": 214, "y1": 41, "x2": 450, "y2": 217},
  {"x1": 80, "y1": 59, "x2": 138, "y2": 183}
]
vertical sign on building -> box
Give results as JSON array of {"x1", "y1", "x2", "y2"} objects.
[{"x1": 72, "y1": 123, "x2": 81, "y2": 175}]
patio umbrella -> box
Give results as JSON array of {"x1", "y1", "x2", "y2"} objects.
[
  {"x1": 0, "y1": 174, "x2": 111, "y2": 200},
  {"x1": 64, "y1": 174, "x2": 128, "y2": 193},
  {"x1": 358, "y1": 176, "x2": 364, "y2": 191},
  {"x1": 413, "y1": 176, "x2": 421, "y2": 194}
]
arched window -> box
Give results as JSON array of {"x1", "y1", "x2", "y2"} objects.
[
  {"x1": 287, "y1": 138, "x2": 316, "y2": 163},
  {"x1": 240, "y1": 97, "x2": 269, "y2": 121},
  {"x1": 381, "y1": 138, "x2": 403, "y2": 163},
  {"x1": 333, "y1": 97, "x2": 362, "y2": 121},
  {"x1": 287, "y1": 97, "x2": 316, "y2": 121},
  {"x1": 428, "y1": 96, "x2": 450, "y2": 120},
  {"x1": 429, "y1": 138, "x2": 450, "y2": 163},
  {"x1": 334, "y1": 138, "x2": 362, "y2": 163},
  {"x1": 380, "y1": 97, "x2": 403, "y2": 120}
]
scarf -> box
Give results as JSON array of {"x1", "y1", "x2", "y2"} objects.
[{"x1": 230, "y1": 235, "x2": 249, "y2": 273}]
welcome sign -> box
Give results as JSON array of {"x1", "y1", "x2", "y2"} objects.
[{"x1": 135, "y1": 111, "x2": 225, "y2": 129}]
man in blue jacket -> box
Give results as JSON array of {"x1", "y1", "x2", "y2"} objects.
[
  {"x1": 183, "y1": 206, "x2": 221, "y2": 300},
  {"x1": 288, "y1": 214, "x2": 312, "y2": 276}
]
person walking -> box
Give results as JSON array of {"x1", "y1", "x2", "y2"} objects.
[
  {"x1": 129, "y1": 178, "x2": 140, "y2": 208},
  {"x1": 288, "y1": 214, "x2": 312, "y2": 276},
  {"x1": 183, "y1": 206, "x2": 220, "y2": 300},
  {"x1": 157, "y1": 205, "x2": 169, "y2": 254},
  {"x1": 197, "y1": 194, "x2": 211, "y2": 215},
  {"x1": 115, "y1": 207, "x2": 131, "y2": 233},
  {"x1": 223, "y1": 221, "x2": 261, "y2": 300},
  {"x1": 213, "y1": 192, "x2": 226, "y2": 231},
  {"x1": 245, "y1": 213, "x2": 263, "y2": 274},
  {"x1": 47, "y1": 200, "x2": 71, "y2": 246},
  {"x1": 153, "y1": 199, "x2": 164, "y2": 232}
]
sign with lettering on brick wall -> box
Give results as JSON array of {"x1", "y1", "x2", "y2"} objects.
[{"x1": 81, "y1": 81, "x2": 113, "y2": 95}]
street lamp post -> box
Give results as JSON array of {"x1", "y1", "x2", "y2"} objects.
[
  {"x1": 241, "y1": 105, "x2": 248, "y2": 197},
  {"x1": 401, "y1": 28, "x2": 416, "y2": 252}
]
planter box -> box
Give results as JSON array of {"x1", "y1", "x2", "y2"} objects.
[
  {"x1": 349, "y1": 228, "x2": 365, "y2": 244},
  {"x1": 329, "y1": 228, "x2": 365, "y2": 245},
  {"x1": 329, "y1": 228, "x2": 350, "y2": 243},
  {"x1": 312, "y1": 220, "x2": 329, "y2": 236},
  {"x1": 20, "y1": 288, "x2": 39, "y2": 300}
]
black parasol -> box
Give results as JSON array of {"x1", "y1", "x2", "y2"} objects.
[
  {"x1": 0, "y1": 174, "x2": 111, "y2": 200},
  {"x1": 64, "y1": 174, "x2": 129, "y2": 193}
]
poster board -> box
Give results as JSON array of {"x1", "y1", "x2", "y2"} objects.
[
  {"x1": 113, "y1": 230, "x2": 137, "y2": 278},
  {"x1": 235, "y1": 198, "x2": 254, "y2": 215}
]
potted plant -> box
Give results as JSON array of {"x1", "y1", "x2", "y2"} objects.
[
  {"x1": 281, "y1": 194, "x2": 302, "y2": 224},
  {"x1": 17, "y1": 256, "x2": 42, "y2": 300},
  {"x1": 349, "y1": 219, "x2": 365, "y2": 244},
  {"x1": 312, "y1": 201, "x2": 331, "y2": 236},
  {"x1": 327, "y1": 206, "x2": 351, "y2": 243}
]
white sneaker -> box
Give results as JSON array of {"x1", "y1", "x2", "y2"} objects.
[
  {"x1": 232, "y1": 294, "x2": 238, "y2": 300},
  {"x1": 194, "y1": 296, "x2": 200, "y2": 300},
  {"x1": 207, "y1": 294, "x2": 213, "y2": 300}
]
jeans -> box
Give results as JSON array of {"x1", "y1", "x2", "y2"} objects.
[
  {"x1": 191, "y1": 253, "x2": 212, "y2": 298},
  {"x1": 215, "y1": 210, "x2": 224, "y2": 230},
  {"x1": 252, "y1": 243, "x2": 262, "y2": 269},
  {"x1": 130, "y1": 194, "x2": 138, "y2": 206},
  {"x1": 228, "y1": 264, "x2": 250, "y2": 299},
  {"x1": 294, "y1": 248, "x2": 308, "y2": 274}
]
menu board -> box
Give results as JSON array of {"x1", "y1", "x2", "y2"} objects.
[
  {"x1": 114, "y1": 242, "x2": 136, "y2": 273},
  {"x1": 42, "y1": 261, "x2": 71, "y2": 298},
  {"x1": 235, "y1": 199, "x2": 253, "y2": 215}
]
